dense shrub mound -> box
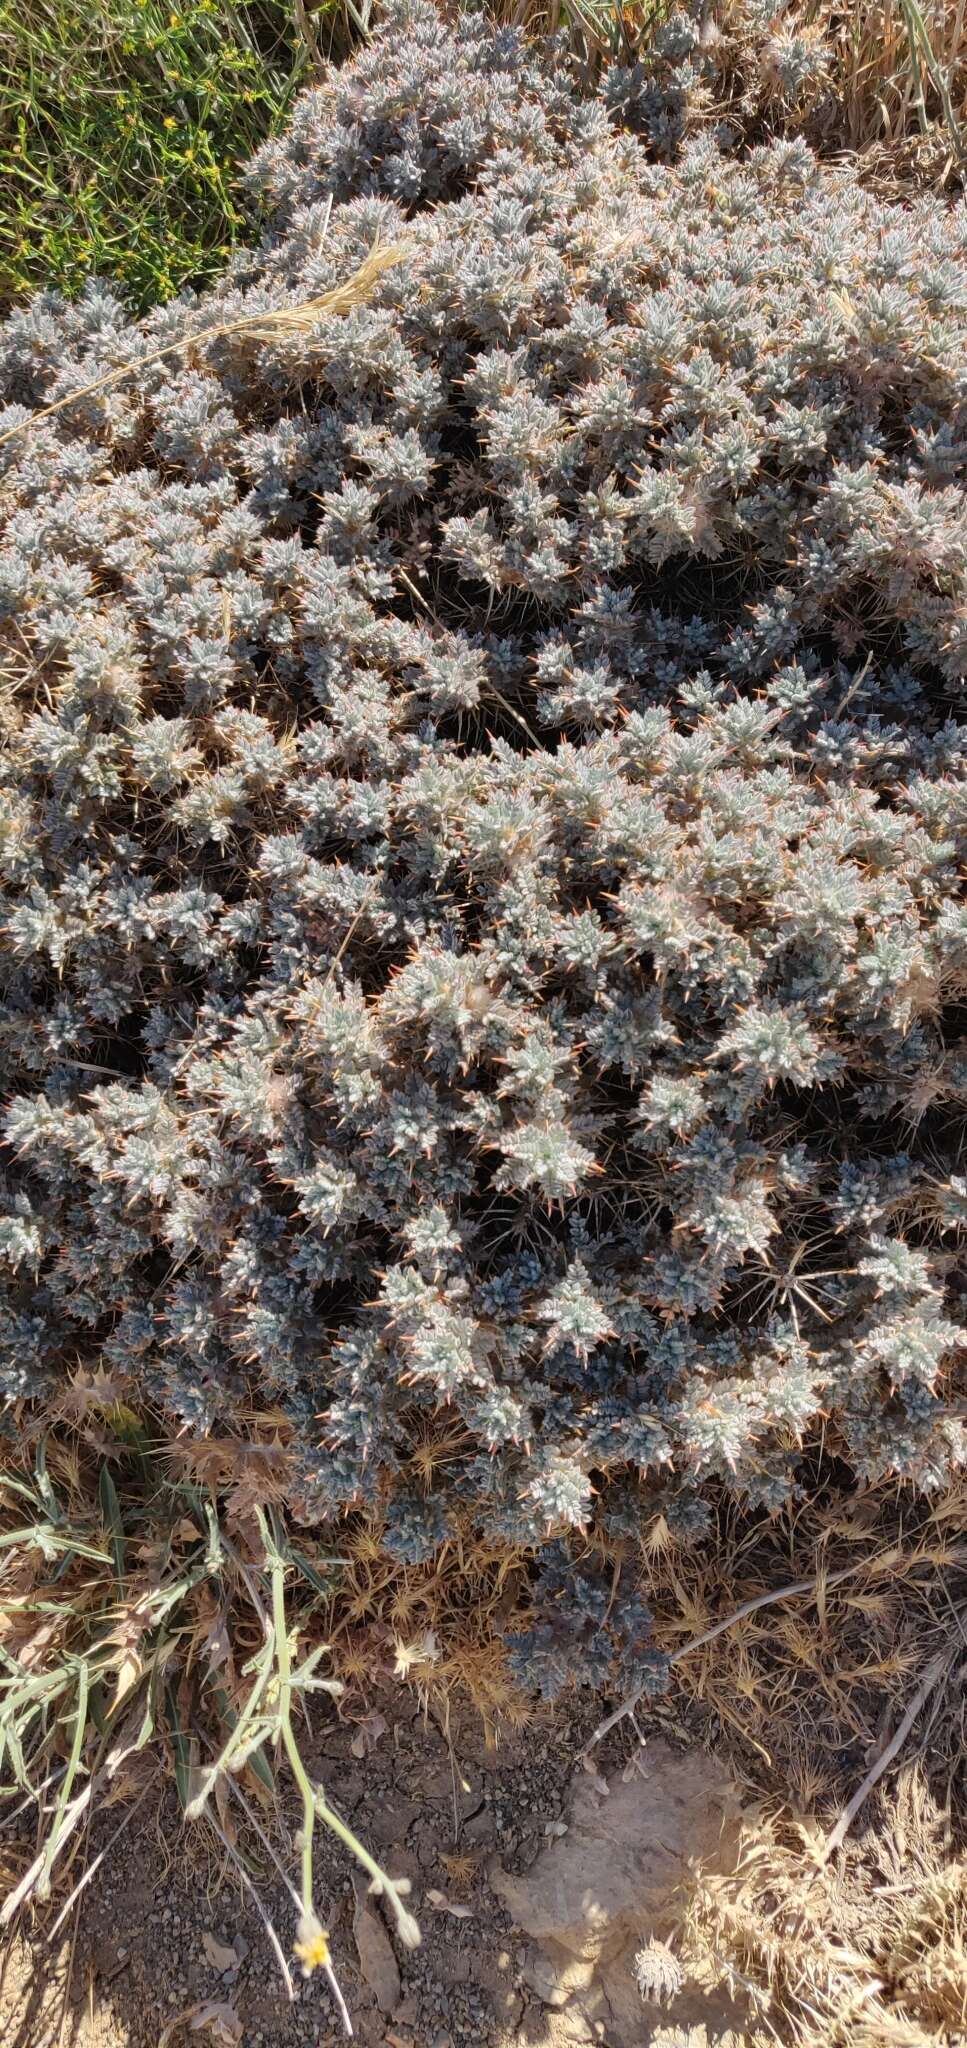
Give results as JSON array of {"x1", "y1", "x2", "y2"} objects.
[{"x1": 1, "y1": 3, "x2": 965, "y2": 1684}]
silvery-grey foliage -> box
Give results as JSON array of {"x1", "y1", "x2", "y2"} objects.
[{"x1": 1, "y1": 3, "x2": 965, "y2": 1688}]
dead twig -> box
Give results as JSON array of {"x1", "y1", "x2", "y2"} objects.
[
  {"x1": 581, "y1": 1555, "x2": 894, "y2": 1756},
  {"x1": 820, "y1": 1613, "x2": 966, "y2": 1863}
]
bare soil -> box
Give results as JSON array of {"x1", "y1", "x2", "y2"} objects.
[{"x1": 0, "y1": 1693, "x2": 749, "y2": 2048}]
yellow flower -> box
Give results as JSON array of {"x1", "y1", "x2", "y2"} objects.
[
  {"x1": 163, "y1": 115, "x2": 177, "y2": 130},
  {"x1": 294, "y1": 1913, "x2": 330, "y2": 1977}
]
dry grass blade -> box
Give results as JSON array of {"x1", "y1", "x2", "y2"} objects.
[
  {"x1": 236, "y1": 240, "x2": 411, "y2": 338},
  {"x1": 0, "y1": 1719, "x2": 148, "y2": 1928},
  {"x1": 0, "y1": 240, "x2": 412, "y2": 454},
  {"x1": 205, "y1": 1809, "x2": 297, "y2": 2005},
  {"x1": 46, "y1": 1763, "x2": 162, "y2": 1938}
]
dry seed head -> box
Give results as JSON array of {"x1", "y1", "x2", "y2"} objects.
[{"x1": 635, "y1": 1939, "x2": 685, "y2": 2006}]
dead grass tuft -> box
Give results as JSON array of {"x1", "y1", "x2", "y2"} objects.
[
  {"x1": 326, "y1": 1513, "x2": 530, "y2": 1738},
  {"x1": 625, "y1": 1477, "x2": 967, "y2": 1805},
  {"x1": 490, "y1": 0, "x2": 967, "y2": 185},
  {"x1": 667, "y1": 1781, "x2": 967, "y2": 2046},
  {"x1": 596, "y1": 1477, "x2": 967, "y2": 2046}
]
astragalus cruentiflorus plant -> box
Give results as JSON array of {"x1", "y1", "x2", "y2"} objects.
[{"x1": 0, "y1": 0, "x2": 965, "y2": 1714}]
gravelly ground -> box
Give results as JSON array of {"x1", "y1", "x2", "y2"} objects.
[{"x1": 3, "y1": 1691, "x2": 670, "y2": 2048}]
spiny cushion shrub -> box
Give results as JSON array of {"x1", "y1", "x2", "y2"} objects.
[{"x1": 1, "y1": 2, "x2": 966, "y2": 1692}]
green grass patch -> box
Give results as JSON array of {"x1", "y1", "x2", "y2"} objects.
[{"x1": 0, "y1": 0, "x2": 315, "y2": 311}]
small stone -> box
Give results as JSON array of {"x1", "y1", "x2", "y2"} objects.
[
  {"x1": 352, "y1": 1880, "x2": 401, "y2": 2016},
  {"x1": 462, "y1": 1808, "x2": 496, "y2": 1846},
  {"x1": 521, "y1": 1952, "x2": 569, "y2": 2008},
  {"x1": 365, "y1": 1799, "x2": 421, "y2": 1848}
]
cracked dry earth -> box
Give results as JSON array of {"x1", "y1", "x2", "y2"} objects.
[{"x1": 1, "y1": 1697, "x2": 751, "y2": 2048}]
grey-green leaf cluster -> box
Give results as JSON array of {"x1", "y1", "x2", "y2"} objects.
[{"x1": 0, "y1": 4, "x2": 964, "y2": 1643}]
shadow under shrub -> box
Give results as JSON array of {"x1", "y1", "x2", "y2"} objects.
[{"x1": 0, "y1": 0, "x2": 965, "y2": 1702}]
